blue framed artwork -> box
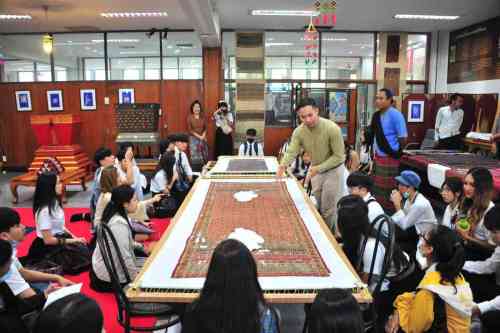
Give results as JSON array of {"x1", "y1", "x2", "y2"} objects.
[
  {"x1": 118, "y1": 88, "x2": 134, "y2": 104},
  {"x1": 80, "y1": 89, "x2": 96, "y2": 110},
  {"x1": 407, "y1": 100, "x2": 424, "y2": 123},
  {"x1": 47, "y1": 90, "x2": 63, "y2": 111},
  {"x1": 15, "y1": 90, "x2": 32, "y2": 111},
  {"x1": 328, "y1": 90, "x2": 349, "y2": 123}
]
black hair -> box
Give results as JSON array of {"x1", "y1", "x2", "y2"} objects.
[
  {"x1": 337, "y1": 195, "x2": 408, "y2": 274},
  {"x1": 190, "y1": 239, "x2": 266, "y2": 333},
  {"x1": 33, "y1": 172, "x2": 61, "y2": 218},
  {"x1": 379, "y1": 88, "x2": 394, "y2": 101},
  {"x1": 159, "y1": 138, "x2": 171, "y2": 155},
  {"x1": 449, "y1": 93, "x2": 463, "y2": 102},
  {"x1": 116, "y1": 148, "x2": 127, "y2": 162},
  {"x1": 156, "y1": 152, "x2": 176, "y2": 184},
  {"x1": 361, "y1": 126, "x2": 373, "y2": 151},
  {"x1": 426, "y1": 225, "x2": 465, "y2": 289},
  {"x1": 93, "y1": 147, "x2": 112, "y2": 166},
  {"x1": 0, "y1": 239, "x2": 13, "y2": 268},
  {"x1": 295, "y1": 97, "x2": 317, "y2": 112},
  {"x1": 442, "y1": 177, "x2": 463, "y2": 208},
  {"x1": 307, "y1": 289, "x2": 363, "y2": 333},
  {"x1": 217, "y1": 101, "x2": 228, "y2": 109},
  {"x1": 246, "y1": 128, "x2": 257, "y2": 136},
  {"x1": 346, "y1": 172, "x2": 374, "y2": 192},
  {"x1": 191, "y1": 100, "x2": 203, "y2": 114},
  {"x1": 484, "y1": 204, "x2": 500, "y2": 232},
  {"x1": 0, "y1": 207, "x2": 21, "y2": 234},
  {"x1": 119, "y1": 142, "x2": 134, "y2": 151},
  {"x1": 34, "y1": 293, "x2": 103, "y2": 333},
  {"x1": 168, "y1": 133, "x2": 189, "y2": 143},
  {"x1": 101, "y1": 185, "x2": 135, "y2": 225},
  {"x1": 462, "y1": 167, "x2": 494, "y2": 227}
]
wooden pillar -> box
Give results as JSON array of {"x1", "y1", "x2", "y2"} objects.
[{"x1": 203, "y1": 47, "x2": 223, "y2": 159}]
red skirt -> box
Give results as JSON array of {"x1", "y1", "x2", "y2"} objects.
[{"x1": 372, "y1": 154, "x2": 400, "y2": 211}]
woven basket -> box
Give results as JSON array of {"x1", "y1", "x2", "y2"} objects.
[{"x1": 116, "y1": 104, "x2": 160, "y2": 133}]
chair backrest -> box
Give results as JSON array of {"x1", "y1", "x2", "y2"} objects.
[
  {"x1": 357, "y1": 214, "x2": 396, "y2": 298},
  {"x1": 420, "y1": 129, "x2": 436, "y2": 150},
  {"x1": 95, "y1": 223, "x2": 132, "y2": 321}
]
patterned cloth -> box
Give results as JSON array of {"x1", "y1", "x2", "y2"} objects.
[
  {"x1": 372, "y1": 154, "x2": 400, "y2": 211},
  {"x1": 189, "y1": 136, "x2": 208, "y2": 168}
]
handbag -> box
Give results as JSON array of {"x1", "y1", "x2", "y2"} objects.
[
  {"x1": 154, "y1": 195, "x2": 178, "y2": 218},
  {"x1": 46, "y1": 233, "x2": 91, "y2": 275}
]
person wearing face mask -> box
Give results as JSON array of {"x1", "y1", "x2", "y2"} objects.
[
  {"x1": 462, "y1": 205, "x2": 500, "y2": 332},
  {"x1": 0, "y1": 239, "x2": 59, "y2": 333},
  {"x1": 0, "y1": 208, "x2": 73, "y2": 294},
  {"x1": 386, "y1": 225, "x2": 473, "y2": 333},
  {"x1": 238, "y1": 128, "x2": 264, "y2": 157},
  {"x1": 213, "y1": 101, "x2": 234, "y2": 159},
  {"x1": 390, "y1": 170, "x2": 438, "y2": 254}
]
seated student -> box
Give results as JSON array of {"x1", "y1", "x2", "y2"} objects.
[
  {"x1": 0, "y1": 208, "x2": 73, "y2": 292},
  {"x1": 158, "y1": 137, "x2": 175, "y2": 160},
  {"x1": 346, "y1": 172, "x2": 385, "y2": 226},
  {"x1": 169, "y1": 133, "x2": 194, "y2": 204},
  {"x1": 440, "y1": 177, "x2": 464, "y2": 229},
  {"x1": 359, "y1": 127, "x2": 373, "y2": 174},
  {"x1": 288, "y1": 150, "x2": 312, "y2": 185},
  {"x1": 116, "y1": 143, "x2": 146, "y2": 201},
  {"x1": 183, "y1": 239, "x2": 279, "y2": 333},
  {"x1": 151, "y1": 152, "x2": 178, "y2": 196},
  {"x1": 33, "y1": 293, "x2": 103, "y2": 333},
  {"x1": 0, "y1": 239, "x2": 58, "y2": 333},
  {"x1": 386, "y1": 225, "x2": 473, "y2": 333},
  {"x1": 390, "y1": 170, "x2": 437, "y2": 254},
  {"x1": 456, "y1": 167, "x2": 495, "y2": 261},
  {"x1": 26, "y1": 172, "x2": 87, "y2": 268},
  {"x1": 462, "y1": 204, "x2": 500, "y2": 333},
  {"x1": 306, "y1": 288, "x2": 363, "y2": 333},
  {"x1": 238, "y1": 128, "x2": 264, "y2": 157},
  {"x1": 342, "y1": 144, "x2": 360, "y2": 197}
]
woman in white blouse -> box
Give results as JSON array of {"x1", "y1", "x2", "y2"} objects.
[
  {"x1": 440, "y1": 177, "x2": 464, "y2": 229},
  {"x1": 27, "y1": 172, "x2": 86, "y2": 263},
  {"x1": 457, "y1": 167, "x2": 496, "y2": 261}
]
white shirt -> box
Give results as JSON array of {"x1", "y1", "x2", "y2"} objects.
[
  {"x1": 238, "y1": 141, "x2": 264, "y2": 157},
  {"x1": 435, "y1": 106, "x2": 464, "y2": 140},
  {"x1": 359, "y1": 145, "x2": 371, "y2": 165},
  {"x1": 392, "y1": 193, "x2": 437, "y2": 234},
  {"x1": 150, "y1": 169, "x2": 177, "y2": 193},
  {"x1": 363, "y1": 193, "x2": 386, "y2": 233},
  {"x1": 36, "y1": 204, "x2": 66, "y2": 238},
  {"x1": 5, "y1": 263, "x2": 30, "y2": 296},
  {"x1": 289, "y1": 157, "x2": 310, "y2": 180},
  {"x1": 442, "y1": 204, "x2": 459, "y2": 229},
  {"x1": 115, "y1": 161, "x2": 145, "y2": 201},
  {"x1": 214, "y1": 112, "x2": 234, "y2": 128},
  {"x1": 175, "y1": 147, "x2": 193, "y2": 178},
  {"x1": 463, "y1": 247, "x2": 500, "y2": 313},
  {"x1": 472, "y1": 201, "x2": 495, "y2": 241}
]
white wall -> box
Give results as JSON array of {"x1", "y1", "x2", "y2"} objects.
[{"x1": 429, "y1": 30, "x2": 500, "y2": 96}]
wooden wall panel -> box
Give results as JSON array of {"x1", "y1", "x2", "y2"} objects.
[
  {"x1": 203, "y1": 48, "x2": 223, "y2": 159},
  {"x1": 264, "y1": 127, "x2": 293, "y2": 156}
]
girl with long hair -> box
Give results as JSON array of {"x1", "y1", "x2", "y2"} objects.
[
  {"x1": 182, "y1": 239, "x2": 279, "y2": 333},
  {"x1": 213, "y1": 101, "x2": 234, "y2": 159},
  {"x1": 457, "y1": 167, "x2": 495, "y2": 260},
  {"x1": 27, "y1": 172, "x2": 86, "y2": 263},
  {"x1": 150, "y1": 152, "x2": 177, "y2": 196},
  {"x1": 387, "y1": 225, "x2": 473, "y2": 333},
  {"x1": 359, "y1": 127, "x2": 373, "y2": 174},
  {"x1": 187, "y1": 100, "x2": 208, "y2": 170},
  {"x1": 440, "y1": 177, "x2": 464, "y2": 229}
]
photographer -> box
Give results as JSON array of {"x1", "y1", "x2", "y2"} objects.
[{"x1": 213, "y1": 101, "x2": 234, "y2": 159}]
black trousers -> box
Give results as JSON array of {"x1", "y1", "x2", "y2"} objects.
[
  {"x1": 437, "y1": 135, "x2": 462, "y2": 150},
  {"x1": 496, "y1": 142, "x2": 500, "y2": 160}
]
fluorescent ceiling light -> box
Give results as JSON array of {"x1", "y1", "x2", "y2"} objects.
[
  {"x1": 119, "y1": 51, "x2": 157, "y2": 55},
  {"x1": 266, "y1": 42, "x2": 294, "y2": 47},
  {"x1": 394, "y1": 14, "x2": 459, "y2": 20},
  {"x1": 101, "y1": 12, "x2": 168, "y2": 18},
  {"x1": 92, "y1": 39, "x2": 140, "y2": 43},
  {"x1": 0, "y1": 14, "x2": 32, "y2": 20},
  {"x1": 251, "y1": 10, "x2": 319, "y2": 16}
]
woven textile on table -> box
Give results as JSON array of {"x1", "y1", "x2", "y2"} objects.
[
  {"x1": 226, "y1": 159, "x2": 268, "y2": 172},
  {"x1": 172, "y1": 181, "x2": 330, "y2": 278}
]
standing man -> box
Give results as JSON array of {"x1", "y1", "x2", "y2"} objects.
[
  {"x1": 434, "y1": 93, "x2": 464, "y2": 150},
  {"x1": 277, "y1": 98, "x2": 345, "y2": 231},
  {"x1": 370, "y1": 88, "x2": 407, "y2": 210}
]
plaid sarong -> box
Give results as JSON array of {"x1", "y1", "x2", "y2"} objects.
[{"x1": 372, "y1": 154, "x2": 400, "y2": 211}]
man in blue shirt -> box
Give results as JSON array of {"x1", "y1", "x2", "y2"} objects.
[{"x1": 370, "y1": 88, "x2": 407, "y2": 210}]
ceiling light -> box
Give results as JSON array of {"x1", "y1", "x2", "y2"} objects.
[
  {"x1": 323, "y1": 38, "x2": 348, "y2": 42},
  {"x1": 394, "y1": 14, "x2": 459, "y2": 20},
  {"x1": 100, "y1": 12, "x2": 168, "y2": 18},
  {"x1": 266, "y1": 42, "x2": 294, "y2": 47},
  {"x1": 92, "y1": 39, "x2": 140, "y2": 43},
  {"x1": 42, "y1": 34, "x2": 53, "y2": 54},
  {"x1": 251, "y1": 10, "x2": 319, "y2": 16},
  {"x1": 0, "y1": 14, "x2": 32, "y2": 20}
]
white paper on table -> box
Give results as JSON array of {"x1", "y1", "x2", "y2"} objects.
[
  {"x1": 43, "y1": 283, "x2": 82, "y2": 309},
  {"x1": 466, "y1": 132, "x2": 492, "y2": 141},
  {"x1": 233, "y1": 190, "x2": 258, "y2": 202},
  {"x1": 227, "y1": 228, "x2": 264, "y2": 251},
  {"x1": 427, "y1": 163, "x2": 451, "y2": 189}
]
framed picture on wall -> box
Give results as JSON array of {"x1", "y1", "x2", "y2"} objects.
[
  {"x1": 15, "y1": 91, "x2": 32, "y2": 111},
  {"x1": 80, "y1": 89, "x2": 96, "y2": 110},
  {"x1": 47, "y1": 90, "x2": 63, "y2": 111},
  {"x1": 408, "y1": 100, "x2": 425, "y2": 123},
  {"x1": 118, "y1": 88, "x2": 134, "y2": 104},
  {"x1": 328, "y1": 90, "x2": 349, "y2": 123}
]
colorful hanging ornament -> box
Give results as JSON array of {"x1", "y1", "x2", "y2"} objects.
[
  {"x1": 313, "y1": 0, "x2": 337, "y2": 27},
  {"x1": 304, "y1": 18, "x2": 319, "y2": 66}
]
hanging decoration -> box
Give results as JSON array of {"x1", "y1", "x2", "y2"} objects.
[
  {"x1": 313, "y1": 0, "x2": 337, "y2": 27},
  {"x1": 304, "y1": 18, "x2": 319, "y2": 66}
]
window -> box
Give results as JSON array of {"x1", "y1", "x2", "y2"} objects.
[
  {"x1": 163, "y1": 57, "x2": 178, "y2": 79},
  {"x1": 52, "y1": 33, "x2": 104, "y2": 81},
  {"x1": 36, "y1": 62, "x2": 52, "y2": 81},
  {"x1": 407, "y1": 34, "x2": 427, "y2": 80},
  {"x1": 265, "y1": 83, "x2": 292, "y2": 127},
  {"x1": 145, "y1": 58, "x2": 161, "y2": 79},
  {"x1": 321, "y1": 32, "x2": 375, "y2": 80},
  {"x1": 84, "y1": 58, "x2": 105, "y2": 81},
  {"x1": 223, "y1": 32, "x2": 236, "y2": 80},
  {"x1": 2, "y1": 60, "x2": 35, "y2": 82},
  {"x1": 265, "y1": 57, "x2": 291, "y2": 80},
  {"x1": 179, "y1": 57, "x2": 202, "y2": 79},
  {"x1": 163, "y1": 32, "x2": 203, "y2": 79}
]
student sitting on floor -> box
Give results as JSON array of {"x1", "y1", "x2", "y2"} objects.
[
  {"x1": 342, "y1": 144, "x2": 360, "y2": 197},
  {"x1": 169, "y1": 133, "x2": 194, "y2": 204},
  {"x1": 238, "y1": 128, "x2": 264, "y2": 157},
  {"x1": 440, "y1": 177, "x2": 464, "y2": 229},
  {"x1": 386, "y1": 225, "x2": 473, "y2": 333},
  {"x1": 456, "y1": 167, "x2": 495, "y2": 261},
  {"x1": 0, "y1": 239, "x2": 59, "y2": 333},
  {"x1": 462, "y1": 204, "x2": 500, "y2": 333},
  {"x1": 305, "y1": 288, "x2": 363, "y2": 333},
  {"x1": 346, "y1": 172, "x2": 385, "y2": 227},
  {"x1": 158, "y1": 137, "x2": 175, "y2": 160},
  {"x1": 25, "y1": 172, "x2": 89, "y2": 274},
  {"x1": 288, "y1": 150, "x2": 311, "y2": 185},
  {"x1": 0, "y1": 208, "x2": 73, "y2": 293},
  {"x1": 389, "y1": 170, "x2": 437, "y2": 254},
  {"x1": 116, "y1": 142, "x2": 146, "y2": 200},
  {"x1": 149, "y1": 152, "x2": 179, "y2": 218},
  {"x1": 359, "y1": 127, "x2": 373, "y2": 174},
  {"x1": 33, "y1": 293, "x2": 103, "y2": 333},
  {"x1": 183, "y1": 239, "x2": 279, "y2": 333}
]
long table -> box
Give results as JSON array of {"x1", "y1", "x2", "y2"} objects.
[{"x1": 127, "y1": 177, "x2": 371, "y2": 304}]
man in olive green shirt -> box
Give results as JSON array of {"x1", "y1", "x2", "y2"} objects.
[{"x1": 277, "y1": 98, "x2": 346, "y2": 230}]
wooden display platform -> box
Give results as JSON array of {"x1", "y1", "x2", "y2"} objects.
[{"x1": 463, "y1": 138, "x2": 494, "y2": 153}]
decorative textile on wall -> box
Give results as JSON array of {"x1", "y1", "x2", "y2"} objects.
[{"x1": 235, "y1": 32, "x2": 266, "y2": 148}]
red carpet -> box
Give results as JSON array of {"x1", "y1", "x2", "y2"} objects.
[{"x1": 14, "y1": 207, "x2": 171, "y2": 333}]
